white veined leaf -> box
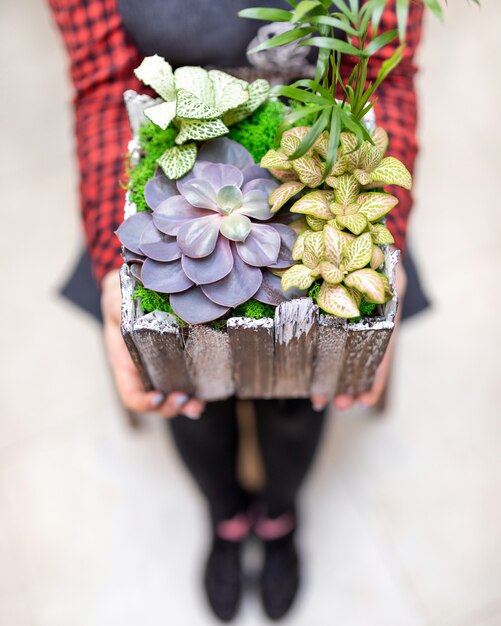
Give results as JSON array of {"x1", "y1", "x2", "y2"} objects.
[
  {"x1": 270, "y1": 181, "x2": 306, "y2": 213},
  {"x1": 281, "y1": 264, "x2": 315, "y2": 291},
  {"x1": 335, "y1": 174, "x2": 360, "y2": 205},
  {"x1": 144, "y1": 101, "x2": 177, "y2": 130},
  {"x1": 156, "y1": 143, "x2": 197, "y2": 180},
  {"x1": 325, "y1": 174, "x2": 339, "y2": 188},
  {"x1": 344, "y1": 268, "x2": 387, "y2": 304},
  {"x1": 329, "y1": 155, "x2": 350, "y2": 177},
  {"x1": 346, "y1": 286, "x2": 362, "y2": 307},
  {"x1": 134, "y1": 55, "x2": 175, "y2": 101},
  {"x1": 292, "y1": 155, "x2": 324, "y2": 187},
  {"x1": 176, "y1": 89, "x2": 220, "y2": 120},
  {"x1": 317, "y1": 282, "x2": 360, "y2": 318},
  {"x1": 336, "y1": 213, "x2": 368, "y2": 235},
  {"x1": 380, "y1": 273, "x2": 394, "y2": 299},
  {"x1": 370, "y1": 245, "x2": 385, "y2": 270},
  {"x1": 303, "y1": 230, "x2": 326, "y2": 267},
  {"x1": 292, "y1": 230, "x2": 310, "y2": 261},
  {"x1": 323, "y1": 223, "x2": 347, "y2": 267},
  {"x1": 174, "y1": 66, "x2": 214, "y2": 105},
  {"x1": 353, "y1": 168, "x2": 372, "y2": 185},
  {"x1": 361, "y1": 144, "x2": 383, "y2": 172},
  {"x1": 340, "y1": 131, "x2": 358, "y2": 154},
  {"x1": 343, "y1": 232, "x2": 373, "y2": 272},
  {"x1": 268, "y1": 167, "x2": 299, "y2": 182},
  {"x1": 369, "y1": 223, "x2": 395, "y2": 245},
  {"x1": 319, "y1": 261, "x2": 343, "y2": 284},
  {"x1": 223, "y1": 79, "x2": 270, "y2": 126},
  {"x1": 357, "y1": 192, "x2": 399, "y2": 222},
  {"x1": 371, "y1": 127, "x2": 389, "y2": 154},
  {"x1": 261, "y1": 149, "x2": 291, "y2": 169},
  {"x1": 290, "y1": 190, "x2": 332, "y2": 219},
  {"x1": 281, "y1": 126, "x2": 310, "y2": 157},
  {"x1": 175, "y1": 118, "x2": 229, "y2": 144},
  {"x1": 313, "y1": 130, "x2": 329, "y2": 159},
  {"x1": 306, "y1": 215, "x2": 326, "y2": 231},
  {"x1": 208, "y1": 69, "x2": 249, "y2": 113},
  {"x1": 370, "y1": 156, "x2": 412, "y2": 190}
]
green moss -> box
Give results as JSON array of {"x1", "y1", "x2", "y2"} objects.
[
  {"x1": 307, "y1": 280, "x2": 322, "y2": 302},
  {"x1": 128, "y1": 123, "x2": 177, "y2": 212},
  {"x1": 349, "y1": 300, "x2": 377, "y2": 323},
  {"x1": 227, "y1": 100, "x2": 287, "y2": 162},
  {"x1": 232, "y1": 299, "x2": 276, "y2": 319},
  {"x1": 132, "y1": 286, "x2": 186, "y2": 326}
]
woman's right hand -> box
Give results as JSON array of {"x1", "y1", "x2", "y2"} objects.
[{"x1": 101, "y1": 269, "x2": 205, "y2": 419}]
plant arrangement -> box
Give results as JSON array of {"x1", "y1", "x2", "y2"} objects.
[{"x1": 118, "y1": 0, "x2": 478, "y2": 327}]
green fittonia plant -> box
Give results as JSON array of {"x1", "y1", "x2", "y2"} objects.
[
  {"x1": 237, "y1": 0, "x2": 479, "y2": 318},
  {"x1": 134, "y1": 56, "x2": 270, "y2": 179}
]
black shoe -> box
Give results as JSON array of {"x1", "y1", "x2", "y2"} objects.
[
  {"x1": 260, "y1": 531, "x2": 300, "y2": 621},
  {"x1": 204, "y1": 536, "x2": 243, "y2": 622}
]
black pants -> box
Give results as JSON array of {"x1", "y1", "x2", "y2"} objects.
[{"x1": 167, "y1": 398, "x2": 326, "y2": 523}]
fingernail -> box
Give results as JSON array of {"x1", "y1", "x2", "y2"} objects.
[
  {"x1": 175, "y1": 394, "x2": 189, "y2": 406},
  {"x1": 151, "y1": 393, "x2": 165, "y2": 408},
  {"x1": 184, "y1": 410, "x2": 201, "y2": 420},
  {"x1": 312, "y1": 403, "x2": 325, "y2": 412}
]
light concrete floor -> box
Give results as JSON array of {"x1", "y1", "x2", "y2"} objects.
[{"x1": 1, "y1": 2, "x2": 501, "y2": 625}]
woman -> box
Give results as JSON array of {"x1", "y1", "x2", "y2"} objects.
[{"x1": 50, "y1": 0, "x2": 427, "y2": 620}]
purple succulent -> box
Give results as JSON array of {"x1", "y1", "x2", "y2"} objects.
[{"x1": 117, "y1": 138, "x2": 299, "y2": 324}]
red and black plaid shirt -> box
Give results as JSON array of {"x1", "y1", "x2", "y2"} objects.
[{"x1": 49, "y1": 0, "x2": 423, "y2": 285}]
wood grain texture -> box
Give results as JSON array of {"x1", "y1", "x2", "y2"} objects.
[
  {"x1": 336, "y1": 325, "x2": 392, "y2": 396},
  {"x1": 273, "y1": 298, "x2": 318, "y2": 398},
  {"x1": 310, "y1": 315, "x2": 347, "y2": 398},
  {"x1": 184, "y1": 326, "x2": 234, "y2": 401},
  {"x1": 132, "y1": 312, "x2": 194, "y2": 396},
  {"x1": 227, "y1": 318, "x2": 274, "y2": 399}
]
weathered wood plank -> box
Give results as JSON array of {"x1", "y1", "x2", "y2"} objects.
[
  {"x1": 310, "y1": 315, "x2": 347, "y2": 398},
  {"x1": 227, "y1": 317, "x2": 274, "y2": 399},
  {"x1": 119, "y1": 265, "x2": 152, "y2": 391},
  {"x1": 273, "y1": 298, "x2": 318, "y2": 398},
  {"x1": 185, "y1": 326, "x2": 234, "y2": 401},
  {"x1": 132, "y1": 312, "x2": 194, "y2": 396},
  {"x1": 336, "y1": 324, "x2": 392, "y2": 396},
  {"x1": 337, "y1": 247, "x2": 400, "y2": 396}
]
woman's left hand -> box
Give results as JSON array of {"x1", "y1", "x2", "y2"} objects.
[{"x1": 311, "y1": 260, "x2": 407, "y2": 412}]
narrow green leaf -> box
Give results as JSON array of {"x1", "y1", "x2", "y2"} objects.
[
  {"x1": 237, "y1": 7, "x2": 293, "y2": 21},
  {"x1": 331, "y1": 0, "x2": 357, "y2": 21},
  {"x1": 291, "y1": 108, "x2": 331, "y2": 159},
  {"x1": 423, "y1": 0, "x2": 444, "y2": 21},
  {"x1": 291, "y1": 79, "x2": 334, "y2": 101},
  {"x1": 364, "y1": 29, "x2": 399, "y2": 56},
  {"x1": 396, "y1": 0, "x2": 409, "y2": 41},
  {"x1": 299, "y1": 36, "x2": 361, "y2": 56},
  {"x1": 291, "y1": 0, "x2": 323, "y2": 22},
  {"x1": 324, "y1": 105, "x2": 341, "y2": 177},
  {"x1": 272, "y1": 84, "x2": 332, "y2": 105},
  {"x1": 308, "y1": 15, "x2": 359, "y2": 36},
  {"x1": 249, "y1": 26, "x2": 315, "y2": 54}
]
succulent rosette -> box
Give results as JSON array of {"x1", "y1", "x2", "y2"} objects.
[{"x1": 117, "y1": 138, "x2": 298, "y2": 324}]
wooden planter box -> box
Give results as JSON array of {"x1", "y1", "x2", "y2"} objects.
[{"x1": 120, "y1": 90, "x2": 400, "y2": 401}]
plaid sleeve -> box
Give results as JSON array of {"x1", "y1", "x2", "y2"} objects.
[
  {"x1": 340, "y1": 0, "x2": 424, "y2": 254},
  {"x1": 48, "y1": 0, "x2": 142, "y2": 285}
]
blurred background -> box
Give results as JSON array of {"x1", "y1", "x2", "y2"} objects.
[{"x1": 1, "y1": 1, "x2": 501, "y2": 625}]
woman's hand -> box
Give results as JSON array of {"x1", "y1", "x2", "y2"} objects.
[
  {"x1": 311, "y1": 260, "x2": 407, "y2": 412},
  {"x1": 101, "y1": 269, "x2": 205, "y2": 419}
]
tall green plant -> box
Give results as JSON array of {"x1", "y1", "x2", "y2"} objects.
[{"x1": 240, "y1": 0, "x2": 480, "y2": 176}]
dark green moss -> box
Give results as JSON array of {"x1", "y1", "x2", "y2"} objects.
[
  {"x1": 128, "y1": 123, "x2": 177, "y2": 212},
  {"x1": 307, "y1": 280, "x2": 322, "y2": 302},
  {"x1": 227, "y1": 100, "x2": 287, "y2": 162},
  {"x1": 132, "y1": 286, "x2": 186, "y2": 326},
  {"x1": 349, "y1": 300, "x2": 377, "y2": 323}
]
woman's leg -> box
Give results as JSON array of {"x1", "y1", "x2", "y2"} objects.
[
  {"x1": 253, "y1": 398, "x2": 327, "y2": 518},
  {"x1": 252, "y1": 398, "x2": 327, "y2": 620},
  {"x1": 167, "y1": 398, "x2": 247, "y2": 523},
  {"x1": 167, "y1": 398, "x2": 251, "y2": 621}
]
